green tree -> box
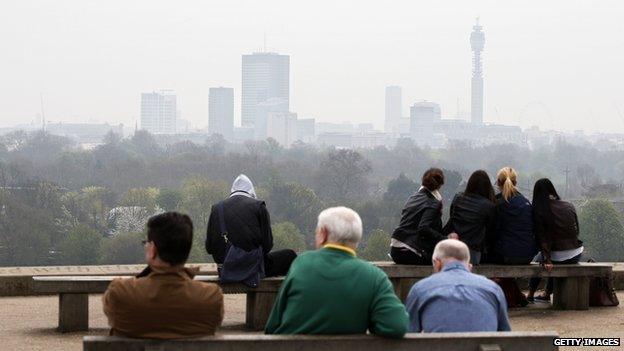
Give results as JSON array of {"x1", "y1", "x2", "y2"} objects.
[
  {"x1": 80, "y1": 186, "x2": 115, "y2": 230},
  {"x1": 99, "y1": 232, "x2": 145, "y2": 264},
  {"x1": 361, "y1": 229, "x2": 391, "y2": 261},
  {"x1": 272, "y1": 222, "x2": 307, "y2": 252},
  {"x1": 268, "y1": 181, "x2": 323, "y2": 239},
  {"x1": 579, "y1": 199, "x2": 624, "y2": 261},
  {"x1": 59, "y1": 225, "x2": 102, "y2": 265},
  {"x1": 180, "y1": 176, "x2": 229, "y2": 228},
  {"x1": 119, "y1": 187, "x2": 160, "y2": 211},
  {"x1": 0, "y1": 190, "x2": 55, "y2": 266},
  {"x1": 383, "y1": 173, "x2": 418, "y2": 202},
  {"x1": 316, "y1": 149, "x2": 372, "y2": 200},
  {"x1": 156, "y1": 188, "x2": 183, "y2": 211}
]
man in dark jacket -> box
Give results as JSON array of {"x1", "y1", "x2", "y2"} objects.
[{"x1": 205, "y1": 175, "x2": 296, "y2": 277}]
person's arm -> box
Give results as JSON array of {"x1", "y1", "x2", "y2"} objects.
[
  {"x1": 485, "y1": 203, "x2": 497, "y2": 249},
  {"x1": 494, "y1": 286, "x2": 512, "y2": 331},
  {"x1": 368, "y1": 273, "x2": 408, "y2": 338},
  {"x1": 205, "y1": 206, "x2": 217, "y2": 255},
  {"x1": 404, "y1": 284, "x2": 422, "y2": 332},
  {"x1": 442, "y1": 196, "x2": 458, "y2": 235},
  {"x1": 535, "y1": 214, "x2": 552, "y2": 263},
  {"x1": 417, "y1": 207, "x2": 446, "y2": 243},
  {"x1": 264, "y1": 274, "x2": 292, "y2": 334},
  {"x1": 102, "y1": 279, "x2": 122, "y2": 329},
  {"x1": 259, "y1": 202, "x2": 273, "y2": 253}
]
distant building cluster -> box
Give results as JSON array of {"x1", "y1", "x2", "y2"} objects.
[
  {"x1": 6, "y1": 20, "x2": 624, "y2": 152},
  {"x1": 133, "y1": 19, "x2": 531, "y2": 150}
]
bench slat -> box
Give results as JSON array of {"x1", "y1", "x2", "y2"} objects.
[{"x1": 83, "y1": 332, "x2": 559, "y2": 351}]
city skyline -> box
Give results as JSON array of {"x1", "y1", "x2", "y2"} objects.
[{"x1": 1, "y1": 1, "x2": 623, "y2": 133}]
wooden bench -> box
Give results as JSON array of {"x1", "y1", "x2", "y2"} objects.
[
  {"x1": 32, "y1": 275, "x2": 281, "y2": 333},
  {"x1": 377, "y1": 262, "x2": 614, "y2": 308},
  {"x1": 33, "y1": 262, "x2": 612, "y2": 333},
  {"x1": 83, "y1": 332, "x2": 560, "y2": 351}
]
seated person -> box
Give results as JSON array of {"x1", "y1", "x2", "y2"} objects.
[
  {"x1": 103, "y1": 212, "x2": 224, "y2": 339},
  {"x1": 444, "y1": 170, "x2": 497, "y2": 265},
  {"x1": 486, "y1": 167, "x2": 537, "y2": 264},
  {"x1": 391, "y1": 168, "x2": 456, "y2": 265},
  {"x1": 405, "y1": 239, "x2": 511, "y2": 333},
  {"x1": 527, "y1": 178, "x2": 584, "y2": 303},
  {"x1": 206, "y1": 174, "x2": 296, "y2": 277},
  {"x1": 265, "y1": 206, "x2": 408, "y2": 338}
]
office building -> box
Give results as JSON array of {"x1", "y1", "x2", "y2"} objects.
[
  {"x1": 410, "y1": 101, "x2": 441, "y2": 145},
  {"x1": 266, "y1": 112, "x2": 298, "y2": 147},
  {"x1": 140, "y1": 91, "x2": 177, "y2": 134},
  {"x1": 385, "y1": 86, "x2": 402, "y2": 132},
  {"x1": 209, "y1": 87, "x2": 234, "y2": 140},
  {"x1": 241, "y1": 52, "x2": 290, "y2": 127}
]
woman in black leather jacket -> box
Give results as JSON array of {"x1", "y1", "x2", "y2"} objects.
[
  {"x1": 391, "y1": 168, "x2": 455, "y2": 264},
  {"x1": 444, "y1": 170, "x2": 497, "y2": 265}
]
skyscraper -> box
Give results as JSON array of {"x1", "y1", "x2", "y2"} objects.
[
  {"x1": 385, "y1": 86, "x2": 402, "y2": 133},
  {"x1": 241, "y1": 52, "x2": 290, "y2": 127},
  {"x1": 410, "y1": 101, "x2": 441, "y2": 145},
  {"x1": 470, "y1": 18, "x2": 485, "y2": 125},
  {"x1": 209, "y1": 87, "x2": 234, "y2": 140},
  {"x1": 140, "y1": 90, "x2": 177, "y2": 134}
]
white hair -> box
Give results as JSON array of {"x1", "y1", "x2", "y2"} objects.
[
  {"x1": 432, "y1": 239, "x2": 470, "y2": 265},
  {"x1": 316, "y1": 207, "x2": 363, "y2": 246}
]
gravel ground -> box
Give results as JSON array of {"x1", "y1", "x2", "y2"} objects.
[{"x1": 1, "y1": 293, "x2": 622, "y2": 351}]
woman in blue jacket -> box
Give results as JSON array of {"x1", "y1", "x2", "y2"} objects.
[{"x1": 486, "y1": 167, "x2": 537, "y2": 264}]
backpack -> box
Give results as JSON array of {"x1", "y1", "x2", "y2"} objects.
[{"x1": 216, "y1": 202, "x2": 265, "y2": 287}]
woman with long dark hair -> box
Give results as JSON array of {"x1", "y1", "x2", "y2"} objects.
[
  {"x1": 391, "y1": 168, "x2": 456, "y2": 265},
  {"x1": 444, "y1": 170, "x2": 496, "y2": 265},
  {"x1": 527, "y1": 178, "x2": 583, "y2": 303}
]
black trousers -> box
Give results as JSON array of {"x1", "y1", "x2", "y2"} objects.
[
  {"x1": 529, "y1": 254, "x2": 582, "y2": 294},
  {"x1": 390, "y1": 247, "x2": 431, "y2": 265},
  {"x1": 265, "y1": 249, "x2": 297, "y2": 277},
  {"x1": 483, "y1": 252, "x2": 534, "y2": 265}
]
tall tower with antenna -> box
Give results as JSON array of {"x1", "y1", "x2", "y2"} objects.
[{"x1": 470, "y1": 17, "x2": 485, "y2": 125}]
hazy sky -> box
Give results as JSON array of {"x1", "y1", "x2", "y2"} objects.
[{"x1": 1, "y1": 0, "x2": 623, "y2": 132}]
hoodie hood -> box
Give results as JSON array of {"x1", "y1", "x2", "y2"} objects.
[{"x1": 230, "y1": 174, "x2": 257, "y2": 199}]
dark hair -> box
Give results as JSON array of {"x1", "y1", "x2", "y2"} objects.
[
  {"x1": 465, "y1": 170, "x2": 496, "y2": 203},
  {"x1": 421, "y1": 168, "x2": 445, "y2": 191},
  {"x1": 532, "y1": 178, "x2": 560, "y2": 230},
  {"x1": 147, "y1": 212, "x2": 193, "y2": 266}
]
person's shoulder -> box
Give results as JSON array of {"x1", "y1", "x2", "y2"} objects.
[
  {"x1": 467, "y1": 271, "x2": 502, "y2": 290},
  {"x1": 105, "y1": 277, "x2": 138, "y2": 302}
]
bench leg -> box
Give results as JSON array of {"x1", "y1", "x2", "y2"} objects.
[
  {"x1": 245, "y1": 292, "x2": 277, "y2": 331},
  {"x1": 58, "y1": 293, "x2": 89, "y2": 332},
  {"x1": 553, "y1": 277, "x2": 589, "y2": 310}
]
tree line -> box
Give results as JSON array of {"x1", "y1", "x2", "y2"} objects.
[{"x1": 0, "y1": 129, "x2": 623, "y2": 266}]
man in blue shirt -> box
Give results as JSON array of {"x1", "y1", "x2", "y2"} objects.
[{"x1": 405, "y1": 239, "x2": 511, "y2": 332}]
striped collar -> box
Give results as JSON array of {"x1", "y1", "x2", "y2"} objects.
[{"x1": 323, "y1": 243, "x2": 357, "y2": 257}]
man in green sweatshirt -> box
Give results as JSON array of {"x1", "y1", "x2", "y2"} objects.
[{"x1": 265, "y1": 206, "x2": 408, "y2": 338}]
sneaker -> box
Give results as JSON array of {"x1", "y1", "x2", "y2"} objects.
[{"x1": 534, "y1": 295, "x2": 551, "y2": 303}]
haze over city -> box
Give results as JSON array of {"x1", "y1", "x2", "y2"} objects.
[{"x1": 1, "y1": 0, "x2": 623, "y2": 133}]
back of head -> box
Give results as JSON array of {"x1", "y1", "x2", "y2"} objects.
[
  {"x1": 317, "y1": 206, "x2": 363, "y2": 246},
  {"x1": 147, "y1": 212, "x2": 194, "y2": 266},
  {"x1": 465, "y1": 170, "x2": 495, "y2": 202},
  {"x1": 532, "y1": 178, "x2": 560, "y2": 221},
  {"x1": 231, "y1": 174, "x2": 257, "y2": 198},
  {"x1": 432, "y1": 239, "x2": 470, "y2": 265},
  {"x1": 496, "y1": 167, "x2": 518, "y2": 202},
  {"x1": 421, "y1": 168, "x2": 445, "y2": 192}
]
